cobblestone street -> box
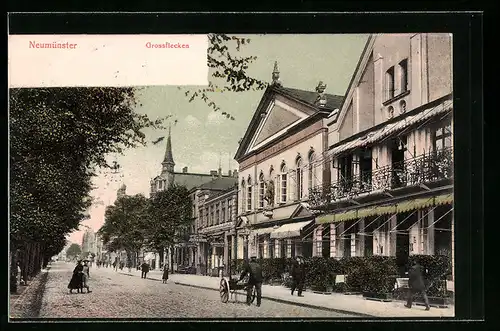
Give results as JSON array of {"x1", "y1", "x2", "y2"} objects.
[{"x1": 35, "y1": 262, "x2": 354, "y2": 319}]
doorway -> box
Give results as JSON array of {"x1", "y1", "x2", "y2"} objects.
[{"x1": 391, "y1": 136, "x2": 407, "y2": 189}]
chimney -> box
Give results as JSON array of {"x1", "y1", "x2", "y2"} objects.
[
  {"x1": 182, "y1": 166, "x2": 188, "y2": 173},
  {"x1": 233, "y1": 169, "x2": 238, "y2": 178},
  {"x1": 228, "y1": 170, "x2": 232, "y2": 177},
  {"x1": 218, "y1": 167, "x2": 222, "y2": 178}
]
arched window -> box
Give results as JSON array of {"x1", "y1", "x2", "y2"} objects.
[
  {"x1": 296, "y1": 157, "x2": 304, "y2": 200},
  {"x1": 279, "y1": 162, "x2": 288, "y2": 203},
  {"x1": 258, "y1": 172, "x2": 265, "y2": 209},
  {"x1": 240, "y1": 179, "x2": 246, "y2": 213},
  {"x1": 308, "y1": 151, "x2": 317, "y2": 193},
  {"x1": 247, "y1": 176, "x2": 252, "y2": 211}
]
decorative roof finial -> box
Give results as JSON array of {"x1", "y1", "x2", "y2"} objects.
[
  {"x1": 315, "y1": 81, "x2": 328, "y2": 107},
  {"x1": 272, "y1": 61, "x2": 281, "y2": 86}
]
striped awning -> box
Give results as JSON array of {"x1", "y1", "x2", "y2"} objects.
[
  {"x1": 314, "y1": 193, "x2": 453, "y2": 225},
  {"x1": 434, "y1": 193, "x2": 454, "y2": 206},
  {"x1": 334, "y1": 210, "x2": 358, "y2": 222}
]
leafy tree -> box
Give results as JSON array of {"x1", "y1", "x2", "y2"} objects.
[
  {"x1": 183, "y1": 34, "x2": 269, "y2": 120},
  {"x1": 147, "y1": 185, "x2": 193, "y2": 272},
  {"x1": 10, "y1": 87, "x2": 165, "y2": 286},
  {"x1": 99, "y1": 194, "x2": 150, "y2": 267},
  {"x1": 66, "y1": 243, "x2": 82, "y2": 259}
]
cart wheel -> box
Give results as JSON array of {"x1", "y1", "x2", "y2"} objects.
[{"x1": 220, "y1": 279, "x2": 229, "y2": 303}]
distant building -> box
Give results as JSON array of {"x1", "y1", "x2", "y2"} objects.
[
  {"x1": 150, "y1": 126, "x2": 234, "y2": 197},
  {"x1": 147, "y1": 124, "x2": 238, "y2": 271},
  {"x1": 81, "y1": 229, "x2": 96, "y2": 255}
]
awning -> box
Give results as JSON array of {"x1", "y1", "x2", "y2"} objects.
[
  {"x1": 356, "y1": 207, "x2": 378, "y2": 219},
  {"x1": 434, "y1": 193, "x2": 453, "y2": 206},
  {"x1": 270, "y1": 220, "x2": 314, "y2": 239},
  {"x1": 316, "y1": 214, "x2": 334, "y2": 224},
  {"x1": 314, "y1": 193, "x2": 453, "y2": 225},
  {"x1": 375, "y1": 204, "x2": 398, "y2": 215},
  {"x1": 334, "y1": 210, "x2": 358, "y2": 222},
  {"x1": 253, "y1": 226, "x2": 276, "y2": 236},
  {"x1": 396, "y1": 197, "x2": 435, "y2": 213},
  {"x1": 329, "y1": 99, "x2": 453, "y2": 156}
]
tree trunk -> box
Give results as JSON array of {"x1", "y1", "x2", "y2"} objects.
[
  {"x1": 10, "y1": 248, "x2": 18, "y2": 294},
  {"x1": 170, "y1": 245, "x2": 175, "y2": 273}
]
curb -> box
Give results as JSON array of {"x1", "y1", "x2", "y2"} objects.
[{"x1": 173, "y1": 281, "x2": 373, "y2": 317}]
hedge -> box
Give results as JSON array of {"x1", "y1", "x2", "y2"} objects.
[{"x1": 230, "y1": 254, "x2": 451, "y2": 297}]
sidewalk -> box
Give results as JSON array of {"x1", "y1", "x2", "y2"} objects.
[
  {"x1": 116, "y1": 269, "x2": 454, "y2": 318},
  {"x1": 9, "y1": 265, "x2": 51, "y2": 319}
]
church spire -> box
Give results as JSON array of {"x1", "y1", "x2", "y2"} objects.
[{"x1": 162, "y1": 124, "x2": 175, "y2": 172}]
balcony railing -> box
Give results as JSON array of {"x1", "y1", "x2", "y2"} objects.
[{"x1": 308, "y1": 147, "x2": 453, "y2": 208}]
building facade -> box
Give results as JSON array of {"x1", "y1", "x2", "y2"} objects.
[
  {"x1": 308, "y1": 33, "x2": 453, "y2": 278},
  {"x1": 234, "y1": 63, "x2": 344, "y2": 260},
  {"x1": 194, "y1": 181, "x2": 238, "y2": 276},
  {"x1": 81, "y1": 229, "x2": 96, "y2": 255}
]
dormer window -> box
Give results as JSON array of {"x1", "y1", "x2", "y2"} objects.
[
  {"x1": 399, "y1": 100, "x2": 407, "y2": 114},
  {"x1": 388, "y1": 106, "x2": 395, "y2": 119}
]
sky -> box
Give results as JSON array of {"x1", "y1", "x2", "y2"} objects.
[{"x1": 67, "y1": 33, "x2": 369, "y2": 245}]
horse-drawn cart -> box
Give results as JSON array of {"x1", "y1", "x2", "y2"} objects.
[{"x1": 219, "y1": 276, "x2": 256, "y2": 304}]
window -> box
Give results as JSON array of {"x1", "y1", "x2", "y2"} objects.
[
  {"x1": 296, "y1": 157, "x2": 304, "y2": 200},
  {"x1": 399, "y1": 100, "x2": 407, "y2": 114},
  {"x1": 432, "y1": 120, "x2": 452, "y2": 152},
  {"x1": 247, "y1": 177, "x2": 252, "y2": 211},
  {"x1": 205, "y1": 207, "x2": 209, "y2": 227},
  {"x1": 210, "y1": 206, "x2": 214, "y2": 226},
  {"x1": 269, "y1": 166, "x2": 275, "y2": 205},
  {"x1": 240, "y1": 180, "x2": 245, "y2": 213},
  {"x1": 386, "y1": 66, "x2": 395, "y2": 100},
  {"x1": 359, "y1": 148, "x2": 373, "y2": 190},
  {"x1": 280, "y1": 163, "x2": 288, "y2": 203},
  {"x1": 308, "y1": 151, "x2": 317, "y2": 193},
  {"x1": 258, "y1": 172, "x2": 265, "y2": 208},
  {"x1": 221, "y1": 202, "x2": 226, "y2": 223},
  {"x1": 388, "y1": 106, "x2": 395, "y2": 119},
  {"x1": 338, "y1": 154, "x2": 353, "y2": 191},
  {"x1": 399, "y1": 59, "x2": 408, "y2": 93},
  {"x1": 215, "y1": 203, "x2": 220, "y2": 225},
  {"x1": 228, "y1": 198, "x2": 233, "y2": 221}
]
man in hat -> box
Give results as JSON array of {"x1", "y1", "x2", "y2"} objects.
[
  {"x1": 405, "y1": 260, "x2": 430, "y2": 310},
  {"x1": 291, "y1": 255, "x2": 306, "y2": 297},
  {"x1": 239, "y1": 256, "x2": 263, "y2": 307}
]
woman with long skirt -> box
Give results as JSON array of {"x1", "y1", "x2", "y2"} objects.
[
  {"x1": 68, "y1": 260, "x2": 84, "y2": 294},
  {"x1": 82, "y1": 260, "x2": 92, "y2": 293}
]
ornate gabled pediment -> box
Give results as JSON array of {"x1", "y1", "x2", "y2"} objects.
[{"x1": 246, "y1": 99, "x2": 309, "y2": 154}]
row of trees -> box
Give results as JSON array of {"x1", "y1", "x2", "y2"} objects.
[
  {"x1": 9, "y1": 87, "x2": 164, "y2": 293},
  {"x1": 98, "y1": 185, "x2": 192, "y2": 272}
]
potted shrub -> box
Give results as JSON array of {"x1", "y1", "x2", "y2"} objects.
[
  {"x1": 361, "y1": 256, "x2": 398, "y2": 302},
  {"x1": 342, "y1": 257, "x2": 366, "y2": 294}
]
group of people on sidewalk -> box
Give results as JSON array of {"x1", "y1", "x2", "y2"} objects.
[
  {"x1": 237, "y1": 255, "x2": 431, "y2": 310},
  {"x1": 67, "y1": 260, "x2": 92, "y2": 294}
]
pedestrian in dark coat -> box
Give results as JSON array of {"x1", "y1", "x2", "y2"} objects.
[
  {"x1": 239, "y1": 256, "x2": 263, "y2": 307},
  {"x1": 405, "y1": 261, "x2": 431, "y2": 310},
  {"x1": 141, "y1": 262, "x2": 150, "y2": 279},
  {"x1": 162, "y1": 265, "x2": 169, "y2": 284},
  {"x1": 68, "y1": 260, "x2": 84, "y2": 294},
  {"x1": 291, "y1": 256, "x2": 306, "y2": 297}
]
